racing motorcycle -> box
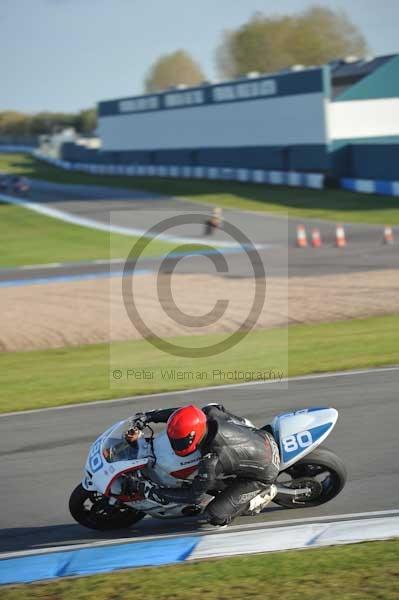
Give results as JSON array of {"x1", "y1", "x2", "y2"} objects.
[{"x1": 69, "y1": 407, "x2": 347, "y2": 531}]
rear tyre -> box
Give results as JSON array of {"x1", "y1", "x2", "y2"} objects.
[
  {"x1": 274, "y1": 447, "x2": 347, "y2": 508},
  {"x1": 69, "y1": 484, "x2": 145, "y2": 531}
]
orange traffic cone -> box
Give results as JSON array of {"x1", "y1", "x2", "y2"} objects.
[
  {"x1": 311, "y1": 228, "x2": 322, "y2": 248},
  {"x1": 335, "y1": 224, "x2": 346, "y2": 248},
  {"x1": 383, "y1": 225, "x2": 394, "y2": 245},
  {"x1": 296, "y1": 225, "x2": 308, "y2": 248}
]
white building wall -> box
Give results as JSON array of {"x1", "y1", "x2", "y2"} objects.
[
  {"x1": 99, "y1": 92, "x2": 327, "y2": 151},
  {"x1": 329, "y1": 98, "x2": 399, "y2": 140}
]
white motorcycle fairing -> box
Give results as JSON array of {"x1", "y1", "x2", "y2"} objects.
[
  {"x1": 271, "y1": 407, "x2": 338, "y2": 470},
  {"x1": 82, "y1": 419, "x2": 202, "y2": 517}
]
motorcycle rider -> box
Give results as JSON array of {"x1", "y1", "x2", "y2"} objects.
[{"x1": 124, "y1": 404, "x2": 280, "y2": 526}]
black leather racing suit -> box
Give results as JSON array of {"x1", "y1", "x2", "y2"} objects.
[{"x1": 143, "y1": 404, "x2": 280, "y2": 525}]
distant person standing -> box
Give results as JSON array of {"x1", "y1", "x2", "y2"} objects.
[{"x1": 204, "y1": 207, "x2": 222, "y2": 236}]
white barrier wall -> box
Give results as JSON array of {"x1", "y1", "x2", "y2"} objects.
[{"x1": 98, "y1": 68, "x2": 329, "y2": 152}]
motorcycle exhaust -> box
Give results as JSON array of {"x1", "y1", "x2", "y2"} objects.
[{"x1": 275, "y1": 484, "x2": 312, "y2": 497}]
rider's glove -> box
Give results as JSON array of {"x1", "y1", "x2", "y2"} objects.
[
  {"x1": 132, "y1": 413, "x2": 147, "y2": 430},
  {"x1": 124, "y1": 427, "x2": 141, "y2": 446}
]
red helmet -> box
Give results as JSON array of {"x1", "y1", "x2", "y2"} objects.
[{"x1": 166, "y1": 405, "x2": 207, "y2": 456}]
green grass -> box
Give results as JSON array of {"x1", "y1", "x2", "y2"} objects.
[
  {"x1": 0, "y1": 203, "x2": 182, "y2": 267},
  {"x1": 2, "y1": 152, "x2": 399, "y2": 225},
  {"x1": 3, "y1": 539, "x2": 399, "y2": 600},
  {"x1": 1, "y1": 314, "x2": 398, "y2": 414}
]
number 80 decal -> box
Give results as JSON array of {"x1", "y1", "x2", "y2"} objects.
[
  {"x1": 89, "y1": 439, "x2": 103, "y2": 473},
  {"x1": 282, "y1": 430, "x2": 313, "y2": 453}
]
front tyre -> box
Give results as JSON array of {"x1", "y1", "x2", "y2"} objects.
[
  {"x1": 274, "y1": 447, "x2": 347, "y2": 508},
  {"x1": 69, "y1": 484, "x2": 145, "y2": 531}
]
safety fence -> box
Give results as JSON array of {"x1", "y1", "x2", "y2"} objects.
[
  {"x1": 32, "y1": 151, "x2": 399, "y2": 197},
  {"x1": 342, "y1": 177, "x2": 399, "y2": 197},
  {"x1": 0, "y1": 144, "x2": 36, "y2": 153},
  {"x1": 34, "y1": 151, "x2": 325, "y2": 190},
  {"x1": 1, "y1": 513, "x2": 398, "y2": 586},
  {"x1": 4, "y1": 146, "x2": 399, "y2": 197}
]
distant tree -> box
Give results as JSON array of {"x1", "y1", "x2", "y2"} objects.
[
  {"x1": 0, "y1": 108, "x2": 97, "y2": 137},
  {"x1": 30, "y1": 112, "x2": 76, "y2": 135},
  {"x1": 144, "y1": 50, "x2": 205, "y2": 93},
  {"x1": 0, "y1": 112, "x2": 31, "y2": 136},
  {"x1": 216, "y1": 5, "x2": 369, "y2": 79},
  {"x1": 75, "y1": 108, "x2": 97, "y2": 134}
]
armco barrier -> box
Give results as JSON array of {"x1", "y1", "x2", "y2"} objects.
[
  {"x1": 1, "y1": 514, "x2": 398, "y2": 586},
  {"x1": 341, "y1": 177, "x2": 399, "y2": 197},
  {"x1": 34, "y1": 151, "x2": 325, "y2": 190},
  {"x1": 0, "y1": 144, "x2": 36, "y2": 153},
  {"x1": 5, "y1": 148, "x2": 399, "y2": 196}
]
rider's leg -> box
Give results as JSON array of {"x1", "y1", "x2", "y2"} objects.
[
  {"x1": 205, "y1": 479, "x2": 275, "y2": 526},
  {"x1": 205, "y1": 434, "x2": 280, "y2": 526}
]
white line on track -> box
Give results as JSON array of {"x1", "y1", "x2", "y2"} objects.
[
  {"x1": 1, "y1": 510, "x2": 398, "y2": 561},
  {"x1": 0, "y1": 257, "x2": 127, "y2": 273},
  {"x1": 1, "y1": 366, "x2": 398, "y2": 418},
  {"x1": 0, "y1": 192, "x2": 251, "y2": 248}
]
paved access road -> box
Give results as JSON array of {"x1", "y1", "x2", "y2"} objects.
[{"x1": 0, "y1": 368, "x2": 398, "y2": 554}]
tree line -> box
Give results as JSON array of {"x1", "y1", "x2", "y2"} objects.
[
  {"x1": 0, "y1": 108, "x2": 97, "y2": 138},
  {"x1": 145, "y1": 5, "x2": 369, "y2": 92}
]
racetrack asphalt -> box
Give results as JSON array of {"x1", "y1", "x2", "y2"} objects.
[
  {"x1": 1, "y1": 179, "x2": 398, "y2": 281},
  {"x1": 1, "y1": 368, "x2": 398, "y2": 555}
]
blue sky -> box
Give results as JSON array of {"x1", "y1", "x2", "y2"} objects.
[{"x1": 1, "y1": 0, "x2": 398, "y2": 113}]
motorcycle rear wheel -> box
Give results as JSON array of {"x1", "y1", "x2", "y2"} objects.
[
  {"x1": 274, "y1": 447, "x2": 347, "y2": 508},
  {"x1": 69, "y1": 484, "x2": 145, "y2": 531}
]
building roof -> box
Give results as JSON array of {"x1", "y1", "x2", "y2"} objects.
[{"x1": 330, "y1": 54, "x2": 397, "y2": 98}]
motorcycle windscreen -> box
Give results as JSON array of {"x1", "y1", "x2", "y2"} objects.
[
  {"x1": 100, "y1": 419, "x2": 149, "y2": 463},
  {"x1": 84, "y1": 419, "x2": 149, "y2": 495},
  {"x1": 273, "y1": 408, "x2": 338, "y2": 470},
  {"x1": 103, "y1": 436, "x2": 140, "y2": 463}
]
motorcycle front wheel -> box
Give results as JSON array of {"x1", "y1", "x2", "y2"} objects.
[
  {"x1": 69, "y1": 484, "x2": 145, "y2": 531},
  {"x1": 274, "y1": 447, "x2": 347, "y2": 508}
]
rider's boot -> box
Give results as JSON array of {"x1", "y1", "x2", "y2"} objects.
[{"x1": 247, "y1": 484, "x2": 278, "y2": 515}]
